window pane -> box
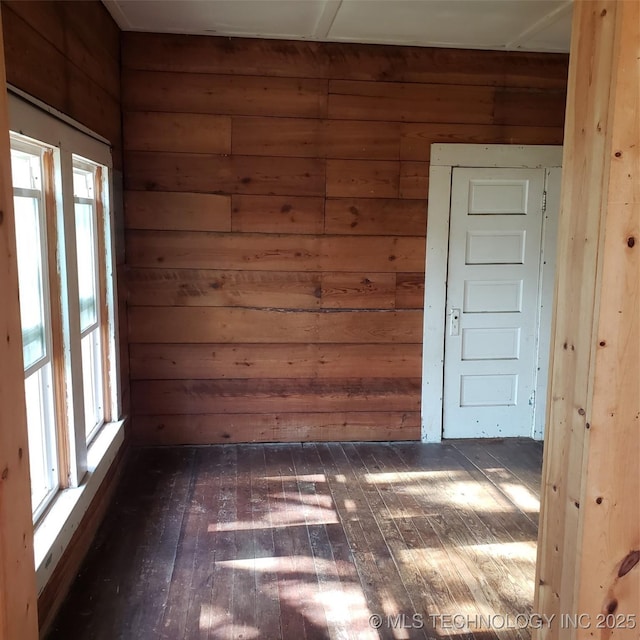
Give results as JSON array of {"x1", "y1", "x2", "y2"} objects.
[
  {"x1": 13, "y1": 195, "x2": 47, "y2": 369},
  {"x1": 25, "y1": 364, "x2": 58, "y2": 513},
  {"x1": 73, "y1": 167, "x2": 94, "y2": 200},
  {"x1": 11, "y1": 148, "x2": 41, "y2": 190},
  {"x1": 74, "y1": 159, "x2": 108, "y2": 443},
  {"x1": 81, "y1": 329, "x2": 104, "y2": 441},
  {"x1": 75, "y1": 202, "x2": 98, "y2": 330}
]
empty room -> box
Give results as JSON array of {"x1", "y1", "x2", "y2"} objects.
[{"x1": 0, "y1": 1, "x2": 637, "y2": 639}]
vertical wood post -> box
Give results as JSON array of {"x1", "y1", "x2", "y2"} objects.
[
  {"x1": 536, "y1": 1, "x2": 639, "y2": 637},
  {"x1": 0, "y1": 12, "x2": 40, "y2": 640}
]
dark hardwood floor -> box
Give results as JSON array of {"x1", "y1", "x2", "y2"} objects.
[{"x1": 47, "y1": 440, "x2": 543, "y2": 640}]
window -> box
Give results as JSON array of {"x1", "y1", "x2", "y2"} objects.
[
  {"x1": 73, "y1": 160, "x2": 106, "y2": 443},
  {"x1": 11, "y1": 141, "x2": 59, "y2": 519},
  {"x1": 9, "y1": 94, "x2": 120, "y2": 523}
]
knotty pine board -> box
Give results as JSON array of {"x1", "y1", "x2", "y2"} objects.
[
  {"x1": 127, "y1": 268, "x2": 408, "y2": 309},
  {"x1": 128, "y1": 307, "x2": 423, "y2": 344},
  {"x1": 4, "y1": 0, "x2": 119, "y2": 100},
  {"x1": 129, "y1": 343, "x2": 421, "y2": 380},
  {"x1": 125, "y1": 191, "x2": 231, "y2": 232},
  {"x1": 123, "y1": 112, "x2": 232, "y2": 154},
  {"x1": 231, "y1": 194, "x2": 324, "y2": 234},
  {"x1": 125, "y1": 151, "x2": 326, "y2": 196},
  {"x1": 125, "y1": 231, "x2": 425, "y2": 272},
  {"x1": 122, "y1": 69, "x2": 328, "y2": 119},
  {"x1": 395, "y1": 273, "x2": 425, "y2": 309},
  {"x1": 184, "y1": 412, "x2": 416, "y2": 442},
  {"x1": 131, "y1": 378, "x2": 421, "y2": 415},
  {"x1": 122, "y1": 32, "x2": 568, "y2": 89},
  {"x1": 324, "y1": 198, "x2": 426, "y2": 236},
  {"x1": 0, "y1": 14, "x2": 39, "y2": 637},
  {"x1": 400, "y1": 122, "x2": 564, "y2": 161}
]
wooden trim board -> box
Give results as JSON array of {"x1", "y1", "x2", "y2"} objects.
[
  {"x1": 535, "y1": 1, "x2": 640, "y2": 636},
  {"x1": 0, "y1": 13, "x2": 39, "y2": 639}
]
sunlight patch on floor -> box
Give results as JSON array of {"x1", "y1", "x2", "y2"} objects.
[
  {"x1": 465, "y1": 540, "x2": 537, "y2": 564},
  {"x1": 200, "y1": 604, "x2": 262, "y2": 639},
  {"x1": 500, "y1": 483, "x2": 540, "y2": 512},
  {"x1": 263, "y1": 473, "x2": 327, "y2": 483},
  {"x1": 217, "y1": 555, "x2": 358, "y2": 580},
  {"x1": 364, "y1": 469, "x2": 464, "y2": 484}
]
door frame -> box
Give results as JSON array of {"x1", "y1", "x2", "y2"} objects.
[{"x1": 421, "y1": 144, "x2": 563, "y2": 443}]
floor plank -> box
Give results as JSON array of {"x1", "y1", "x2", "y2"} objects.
[{"x1": 47, "y1": 440, "x2": 543, "y2": 640}]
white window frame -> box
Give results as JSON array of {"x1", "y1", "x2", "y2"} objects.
[
  {"x1": 73, "y1": 157, "x2": 106, "y2": 444},
  {"x1": 8, "y1": 89, "x2": 124, "y2": 594},
  {"x1": 11, "y1": 138, "x2": 60, "y2": 520}
]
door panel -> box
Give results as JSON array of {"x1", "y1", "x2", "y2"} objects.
[
  {"x1": 461, "y1": 327, "x2": 521, "y2": 360},
  {"x1": 463, "y1": 279, "x2": 523, "y2": 312},
  {"x1": 465, "y1": 230, "x2": 526, "y2": 264},
  {"x1": 443, "y1": 167, "x2": 544, "y2": 438},
  {"x1": 468, "y1": 178, "x2": 530, "y2": 214}
]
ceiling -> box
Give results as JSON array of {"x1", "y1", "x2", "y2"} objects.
[{"x1": 103, "y1": 0, "x2": 573, "y2": 53}]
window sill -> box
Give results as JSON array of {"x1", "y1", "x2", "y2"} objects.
[{"x1": 33, "y1": 419, "x2": 125, "y2": 594}]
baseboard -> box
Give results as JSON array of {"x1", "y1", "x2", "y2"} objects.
[{"x1": 132, "y1": 412, "x2": 422, "y2": 444}]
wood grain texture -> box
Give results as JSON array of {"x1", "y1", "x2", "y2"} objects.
[
  {"x1": 4, "y1": 0, "x2": 119, "y2": 101},
  {"x1": 323, "y1": 119, "x2": 401, "y2": 160},
  {"x1": 128, "y1": 307, "x2": 423, "y2": 344},
  {"x1": 0, "y1": 16, "x2": 39, "y2": 637},
  {"x1": 326, "y1": 159, "x2": 399, "y2": 198},
  {"x1": 122, "y1": 31, "x2": 568, "y2": 89},
  {"x1": 536, "y1": 2, "x2": 640, "y2": 637},
  {"x1": 124, "y1": 112, "x2": 231, "y2": 154},
  {"x1": 127, "y1": 268, "x2": 323, "y2": 308},
  {"x1": 395, "y1": 273, "x2": 425, "y2": 309},
  {"x1": 231, "y1": 194, "x2": 324, "y2": 234},
  {"x1": 231, "y1": 117, "x2": 401, "y2": 160},
  {"x1": 2, "y1": 1, "x2": 122, "y2": 162},
  {"x1": 125, "y1": 151, "x2": 326, "y2": 196},
  {"x1": 126, "y1": 231, "x2": 425, "y2": 272},
  {"x1": 122, "y1": 69, "x2": 328, "y2": 118},
  {"x1": 493, "y1": 88, "x2": 567, "y2": 128},
  {"x1": 321, "y1": 272, "x2": 396, "y2": 309},
  {"x1": 43, "y1": 151, "x2": 73, "y2": 483},
  {"x1": 231, "y1": 116, "x2": 323, "y2": 158},
  {"x1": 128, "y1": 269, "x2": 402, "y2": 310},
  {"x1": 325, "y1": 198, "x2": 426, "y2": 236},
  {"x1": 399, "y1": 161, "x2": 430, "y2": 200},
  {"x1": 46, "y1": 442, "x2": 543, "y2": 636},
  {"x1": 131, "y1": 378, "x2": 421, "y2": 415},
  {"x1": 132, "y1": 413, "x2": 421, "y2": 444},
  {"x1": 125, "y1": 191, "x2": 231, "y2": 232},
  {"x1": 328, "y1": 79, "x2": 496, "y2": 124},
  {"x1": 399, "y1": 122, "x2": 565, "y2": 161},
  {"x1": 121, "y1": 32, "x2": 568, "y2": 444},
  {"x1": 129, "y1": 343, "x2": 421, "y2": 380}
]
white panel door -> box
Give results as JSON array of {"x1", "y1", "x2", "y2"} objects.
[{"x1": 443, "y1": 167, "x2": 545, "y2": 438}]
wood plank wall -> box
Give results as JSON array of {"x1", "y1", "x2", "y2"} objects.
[
  {"x1": 121, "y1": 33, "x2": 569, "y2": 444},
  {"x1": 1, "y1": 0, "x2": 130, "y2": 413},
  {"x1": 1, "y1": 0, "x2": 121, "y2": 167}
]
